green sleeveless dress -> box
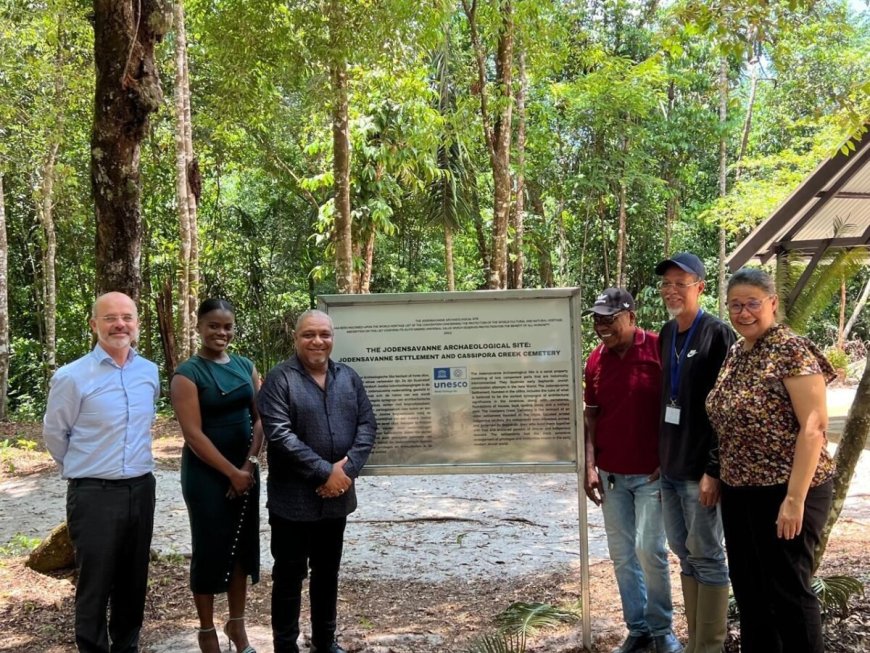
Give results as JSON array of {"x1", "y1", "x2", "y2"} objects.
[{"x1": 177, "y1": 354, "x2": 260, "y2": 593}]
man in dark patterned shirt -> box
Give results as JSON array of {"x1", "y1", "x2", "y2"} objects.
[{"x1": 258, "y1": 310, "x2": 377, "y2": 653}]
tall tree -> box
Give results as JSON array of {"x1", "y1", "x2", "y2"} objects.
[
  {"x1": 509, "y1": 43, "x2": 527, "y2": 289},
  {"x1": 463, "y1": 0, "x2": 514, "y2": 289},
  {"x1": 0, "y1": 174, "x2": 8, "y2": 420},
  {"x1": 173, "y1": 0, "x2": 199, "y2": 357},
  {"x1": 91, "y1": 0, "x2": 172, "y2": 300},
  {"x1": 717, "y1": 57, "x2": 728, "y2": 317},
  {"x1": 327, "y1": 0, "x2": 354, "y2": 294}
]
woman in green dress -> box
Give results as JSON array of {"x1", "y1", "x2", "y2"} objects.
[{"x1": 171, "y1": 299, "x2": 263, "y2": 653}]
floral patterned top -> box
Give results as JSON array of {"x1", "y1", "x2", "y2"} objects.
[{"x1": 706, "y1": 323, "x2": 836, "y2": 488}]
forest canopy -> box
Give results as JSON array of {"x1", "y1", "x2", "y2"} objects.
[{"x1": 0, "y1": 0, "x2": 868, "y2": 416}]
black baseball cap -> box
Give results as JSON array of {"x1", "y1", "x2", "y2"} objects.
[
  {"x1": 655, "y1": 252, "x2": 706, "y2": 279},
  {"x1": 583, "y1": 288, "x2": 636, "y2": 316}
]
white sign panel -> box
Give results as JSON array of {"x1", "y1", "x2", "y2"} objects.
[{"x1": 322, "y1": 290, "x2": 582, "y2": 469}]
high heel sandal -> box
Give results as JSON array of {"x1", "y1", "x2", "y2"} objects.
[
  {"x1": 224, "y1": 616, "x2": 256, "y2": 653},
  {"x1": 196, "y1": 627, "x2": 221, "y2": 653}
]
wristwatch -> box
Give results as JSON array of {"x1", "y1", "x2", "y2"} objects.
[{"x1": 247, "y1": 456, "x2": 260, "y2": 465}]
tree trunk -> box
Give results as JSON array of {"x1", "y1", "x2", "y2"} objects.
[
  {"x1": 530, "y1": 190, "x2": 554, "y2": 288},
  {"x1": 182, "y1": 48, "x2": 199, "y2": 356},
  {"x1": 173, "y1": 0, "x2": 191, "y2": 360},
  {"x1": 488, "y1": 1, "x2": 513, "y2": 289},
  {"x1": 0, "y1": 175, "x2": 8, "y2": 420},
  {"x1": 838, "y1": 278, "x2": 847, "y2": 350},
  {"x1": 463, "y1": 0, "x2": 513, "y2": 290},
  {"x1": 156, "y1": 278, "x2": 178, "y2": 380},
  {"x1": 665, "y1": 180, "x2": 677, "y2": 258},
  {"x1": 663, "y1": 80, "x2": 677, "y2": 258},
  {"x1": 173, "y1": 0, "x2": 199, "y2": 358},
  {"x1": 36, "y1": 143, "x2": 59, "y2": 379},
  {"x1": 471, "y1": 183, "x2": 490, "y2": 284},
  {"x1": 328, "y1": 0, "x2": 353, "y2": 294},
  {"x1": 844, "y1": 274, "x2": 870, "y2": 341},
  {"x1": 510, "y1": 45, "x2": 526, "y2": 290},
  {"x1": 717, "y1": 57, "x2": 728, "y2": 318},
  {"x1": 92, "y1": 0, "x2": 171, "y2": 302},
  {"x1": 444, "y1": 225, "x2": 455, "y2": 291},
  {"x1": 733, "y1": 54, "x2": 759, "y2": 184},
  {"x1": 599, "y1": 195, "x2": 610, "y2": 286},
  {"x1": 360, "y1": 230, "x2": 375, "y2": 294},
  {"x1": 814, "y1": 362, "x2": 870, "y2": 571}
]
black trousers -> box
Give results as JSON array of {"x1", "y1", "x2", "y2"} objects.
[
  {"x1": 270, "y1": 513, "x2": 347, "y2": 653},
  {"x1": 721, "y1": 480, "x2": 832, "y2": 653},
  {"x1": 66, "y1": 473, "x2": 156, "y2": 653}
]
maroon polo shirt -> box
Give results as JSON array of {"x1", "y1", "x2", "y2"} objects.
[{"x1": 584, "y1": 328, "x2": 662, "y2": 475}]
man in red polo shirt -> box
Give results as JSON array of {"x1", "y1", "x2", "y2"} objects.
[{"x1": 584, "y1": 288, "x2": 682, "y2": 653}]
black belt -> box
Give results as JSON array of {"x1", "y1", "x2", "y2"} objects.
[{"x1": 69, "y1": 472, "x2": 153, "y2": 487}]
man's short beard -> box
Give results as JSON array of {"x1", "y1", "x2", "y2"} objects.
[{"x1": 666, "y1": 306, "x2": 683, "y2": 319}]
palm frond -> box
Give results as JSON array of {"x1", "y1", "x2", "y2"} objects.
[
  {"x1": 462, "y1": 631, "x2": 524, "y2": 653},
  {"x1": 785, "y1": 247, "x2": 866, "y2": 334},
  {"x1": 812, "y1": 574, "x2": 865, "y2": 619},
  {"x1": 494, "y1": 601, "x2": 578, "y2": 638}
]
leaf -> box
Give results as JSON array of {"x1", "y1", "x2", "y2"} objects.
[
  {"x1": 494, "y1": 601, "x2": 578, "y2": 637},
  {"x1": 812, "y1": 575, "x2": 865, "y2": 619}
]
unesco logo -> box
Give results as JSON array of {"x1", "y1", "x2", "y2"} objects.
[{"x1": 433, "y1": 367, "x2": 469, "y2": 390}]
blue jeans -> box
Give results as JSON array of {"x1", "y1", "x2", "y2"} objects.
[
  {"x1": 660, "y1": 474, "x2": 729, "y2": 586},
  {"x1": 600, "y1": 470, "x2": 674, "y2": 637}
]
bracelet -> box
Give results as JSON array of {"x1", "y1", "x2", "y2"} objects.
[{"x1": 247, "y1": 455, "x2": 260, "y2": 466}]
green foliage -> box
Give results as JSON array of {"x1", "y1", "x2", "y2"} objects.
[
  {"x1": 782, "y1": 247, "x2": 866, "y2": 335},
  {"x1": 2, "y1": 0, "x2": 868, "y2": 398},
  {"x1": 463, "y1": 601, "x2": 578, "y2": 653},
  {"x1": 463, "y1": 632, "x2": 522, "y2": 653},
  {"x1": 494, "y1": 601, "x2": 578, "y2": 639},
  {"x1": 811, "y1": 575, "x2": 865, "y2": 620},
  {"x1": 825, "y1": 347, "x2": 849, "y2": 374},
  {"x1": 730, "y1": 575, "x2": 865, "y2": 624},
  {"x1": 0, "y1": 533, "x2": 41, "y2": 558}
]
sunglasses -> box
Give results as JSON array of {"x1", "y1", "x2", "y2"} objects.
[{"x1": 592, "y1": 311, "x2": 625, "y2": 325}]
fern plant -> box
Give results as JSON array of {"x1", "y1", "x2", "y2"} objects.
[
  {"x1": 462, "y1": 602, "x2": 578, "y2": 653},
  {"x1": 728, "y1": 575, "x2": 865, "y2": 623},
  {"x1": 811, "y1": 575, "x2": 865, "y2": 619}
]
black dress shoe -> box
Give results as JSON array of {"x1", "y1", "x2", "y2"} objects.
[
  {"x1": 614, "y1": 633, "x2": 653, "y2": 653},
  {"x1": 653, "y1": 633, "x2": 684, "y2": 653},
  {"x1": 309, "y1": 642, "x2": 346, "y2": 653}
]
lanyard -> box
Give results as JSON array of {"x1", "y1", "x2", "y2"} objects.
[{"x1": 669, "y1": 309, "x2": 703, "y2": 403}]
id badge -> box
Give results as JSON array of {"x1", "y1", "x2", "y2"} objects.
[{"x1": 665, "y1": 404, "x2": 681, "y2": 425}]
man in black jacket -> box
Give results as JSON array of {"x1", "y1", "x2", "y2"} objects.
[
  {"x1": 656, "y1": 253, "x2": 735, "y2": 653},
  {"x1": 258, "y1": 310, "x2": 377, "y2": 653}
]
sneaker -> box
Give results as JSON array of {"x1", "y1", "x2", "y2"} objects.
[
  {"x1": 653, "y1": 633, "x2": 684, "y2": 653},
  {"x1": 614, "y1": 633, "x2": 653, "y2": 653}
]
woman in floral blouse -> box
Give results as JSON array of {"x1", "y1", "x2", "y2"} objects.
[{"x1": 706, "y1": 268, "x2": 835, "y2": 653}]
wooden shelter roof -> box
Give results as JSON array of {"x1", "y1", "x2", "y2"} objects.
[{"x1": 727, "y1": 128, "x2": 870, "y2": 272}]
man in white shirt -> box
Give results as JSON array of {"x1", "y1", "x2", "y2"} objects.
[{"x1": 43, "y1": 292, "x2": 160, "y2": 653}]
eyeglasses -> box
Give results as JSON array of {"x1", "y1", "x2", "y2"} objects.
[
  {"x1": 592, "y1": 311, "x2": 625, "y2": 325},
  {"x1": 657, "y1": 280, "x2": 702, "y2": 292},
  {"x1": 98, "y1": 315, "x2": 136, "y2": 323},
  {"x1": 727, "y1": 297, "x2": 773, "y2": 314}
]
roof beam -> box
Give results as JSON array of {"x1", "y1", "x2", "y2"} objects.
[
  {"x1": 815, "y1": 191, "x2": 870, "y2": 199},
  {"x1": 777, "y1": 143, "x2": 870, "y2": 244},
  {"x1": 727, "y1": 133, "x2": 870, "y2": 271},
  {"x1": 778, "y1": 236, "x2": 870, "y2": 251},
  {"x1": 786, "y1": 241, "x2": 831, "y2": 309}
]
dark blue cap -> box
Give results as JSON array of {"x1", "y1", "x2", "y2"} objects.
[{"x1": 655, "y1": 252, "x2": 705, "y2": 279}]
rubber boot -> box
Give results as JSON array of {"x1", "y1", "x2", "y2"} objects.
[
  {"x1": 694, "y1": 583, "x2": 729, "y2": 653},
  {"x1": 680, "y1": 575, "x2": 698, "y2": 653}
]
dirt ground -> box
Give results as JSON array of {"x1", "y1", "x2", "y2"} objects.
[{"x1": 1, "y1": 419, "x2": 868, "y2": 653}]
